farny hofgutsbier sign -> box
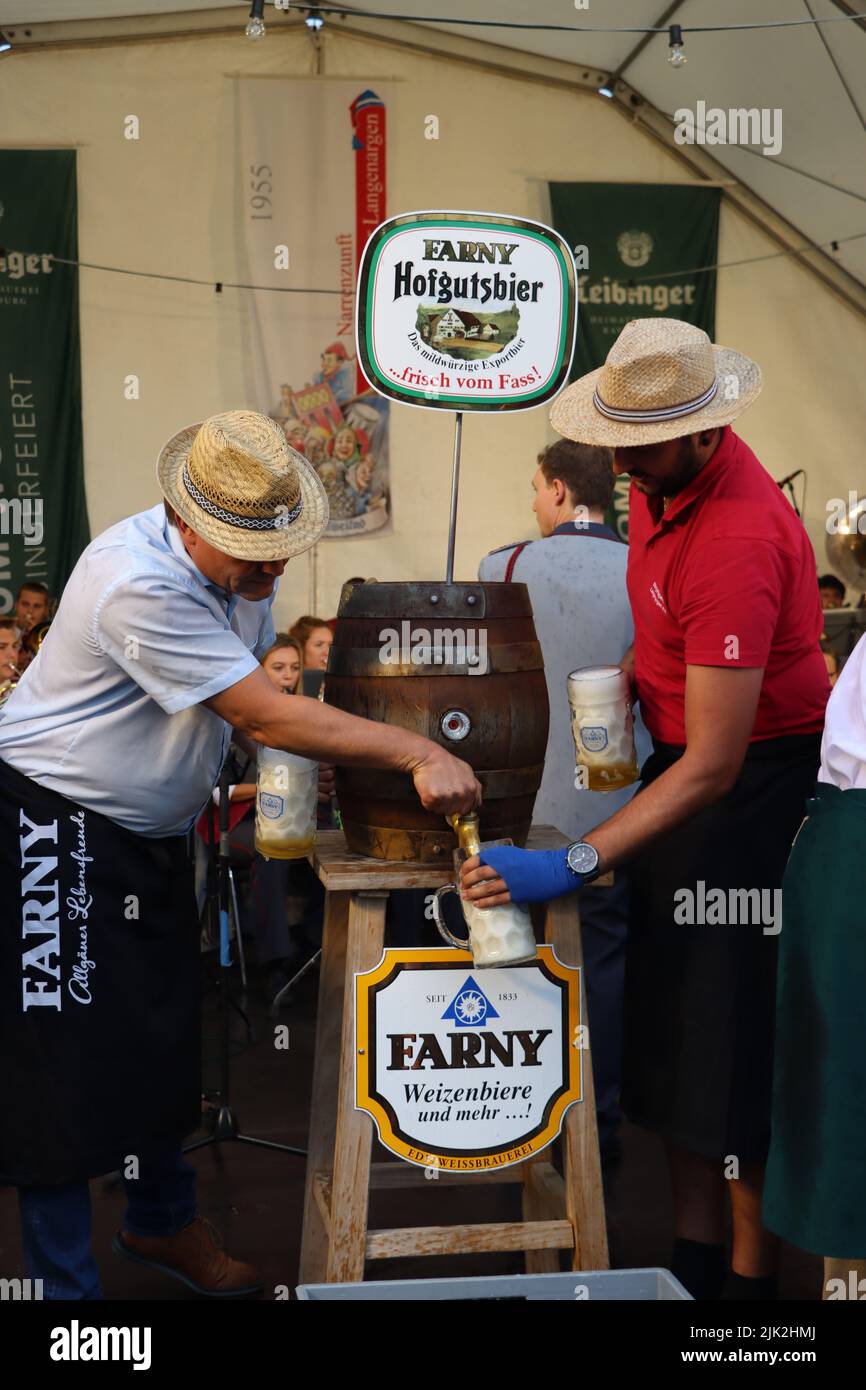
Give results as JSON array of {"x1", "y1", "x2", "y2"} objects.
[{"x1": 356, "y1": 211, "x2": 576, "y2": 412}]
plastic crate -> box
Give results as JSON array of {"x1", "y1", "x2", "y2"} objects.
[{"x1": 296, "y1": 1267, "x2": 691, "y2": 1301}]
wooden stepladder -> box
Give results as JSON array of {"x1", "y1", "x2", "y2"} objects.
[{"x1": 298, "y1": 826, "x2": 609, "y2": 1285}]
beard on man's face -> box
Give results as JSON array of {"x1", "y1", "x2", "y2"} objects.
[{"x1": 624, "y1": 436, "x2": 702, "y2": 499}]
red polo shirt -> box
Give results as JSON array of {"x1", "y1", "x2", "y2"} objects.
[{"x1": 628, "y1": 426, "x2": 829, "y2": 745}]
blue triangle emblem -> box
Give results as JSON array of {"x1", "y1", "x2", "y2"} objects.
[{"x1": 441, "y1": 975, "x2": 500, "y2": 1028}]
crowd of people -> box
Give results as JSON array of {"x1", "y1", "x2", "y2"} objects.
[
  {"x1": 0, "y1": 317, "x2": 862, "y2": 1304},
  {"x1": 0, "y1": 582, "x2": 55, "y2": 690}
]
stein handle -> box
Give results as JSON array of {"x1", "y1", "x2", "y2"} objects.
[{"x1": 431, "y1": 884, "x2": 471, "y2": 952}]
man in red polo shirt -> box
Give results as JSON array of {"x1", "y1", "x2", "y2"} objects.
[{"x1": 461, "y1": 319, "x2": 829, "y2": 1300}]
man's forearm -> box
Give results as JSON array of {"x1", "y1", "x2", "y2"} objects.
[
  {"x1": 584, "y1": 754, "x2": 732, "y2": 874},
  {"x1": 238, "y1": 691, "x2": 435, "y2": 775},
  {"x1": 231, "y1": 729, "x2": 259, "y2": 765}
]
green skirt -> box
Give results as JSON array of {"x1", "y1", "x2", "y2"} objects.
[{"x1": 763, "y1": 782, "x2": 866, "y2": 1257}]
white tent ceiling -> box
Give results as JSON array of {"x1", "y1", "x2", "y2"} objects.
[{"x1": 6, "y1": 1, "x2": 866, "y2": 288}]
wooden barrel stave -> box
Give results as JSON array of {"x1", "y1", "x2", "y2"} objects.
[{"x1": 325, "y1": 582, "x2": 550, "y2": 861}]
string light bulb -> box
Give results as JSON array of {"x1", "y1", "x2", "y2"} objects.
[
  {"x1": 667, "y1": 24, "x2": 686, "y2": 67},
  {"x1": 245, "y1": 0, "x2": 266, "y2": 41}
]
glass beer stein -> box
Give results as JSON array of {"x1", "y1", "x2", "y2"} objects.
[
  {"x1": 254, "y1": 747, "x2": 318, "y2": 860},
  {"x1": 431, "y1": 812, "x2": 537, "y2": 968},
  {"x1": 567, "y1": 664, "x2": 638, "y2": 792}
]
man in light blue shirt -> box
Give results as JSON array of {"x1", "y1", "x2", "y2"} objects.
[
  {"x1": 0, "y1": 502, "x2": 277, "y2": 836},
  {"x1": 0, "y1": 411, "x2": 480, "y2": 1301}
]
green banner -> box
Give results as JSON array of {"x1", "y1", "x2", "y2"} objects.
[
  {"x1": 0, "y1": 150, "x2": 89, "y2": 615},
  {"x1": 548, "y1": 183, "x2": 719, "y2": 538}
]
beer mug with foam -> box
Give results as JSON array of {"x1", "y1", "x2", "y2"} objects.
[
  {"x1": 568, "y1": 664, "x2": 638, "y2": 792},
  {"x1": 255, "y1": 747, "x2": 318, "y2": 860},
  {"x1": 431, "y1": 814, "x2": 537, "y2": 968}
]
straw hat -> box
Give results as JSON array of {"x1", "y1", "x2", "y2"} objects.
[
  {"x1": 550, "y1": 318, "x2": 762, "y2": 447},
  {"x1": 157, "y1": 410, "x2": 329, "y2": 561}
]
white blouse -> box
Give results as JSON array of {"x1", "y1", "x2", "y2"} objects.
[{"x1": 818, "y1": 632, "x2": 866, "y2": 790}]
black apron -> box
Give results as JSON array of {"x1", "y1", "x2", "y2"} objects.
[
  {"x1": 621, "y1": 732, "x2": 821, "y2": 1164},
  {"x1": 0, "y1": 758, "x2": 201, "y2": 1186}
]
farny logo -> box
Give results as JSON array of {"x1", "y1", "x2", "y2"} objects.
[
  {"x1": 649, "y1": 581, "x2": 668, "y2": 615},
  {"x1": 20, "y1": 810, "x2": 62, "y2": 1012},
  {"x1": 616, "y1": 230, "x2": 653, "y2": 269},
  {"x1": 386, "y1": 975, "x2": 550, "y2": 1070},
  {"x1": 50, "y1": 1320, "x2": 151, "y2": 1371},
  {"x1": 0, "y1": 249, "x2": 54, "y2": 280}
]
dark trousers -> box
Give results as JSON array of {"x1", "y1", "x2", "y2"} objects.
[
  {"x1": 578, "y1": 872, "x2": 630, "y2": 1152},
  {"x1": 17, "y1": 1140, "x2": 196, "y2": 1300}
]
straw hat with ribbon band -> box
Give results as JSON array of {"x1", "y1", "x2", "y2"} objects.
[
  {"x1": 550, "y1": 319, "x2": 762, "y2": 447},
  {"x1": 157, "y1": 410, "x2": 329, "y2": 561}
]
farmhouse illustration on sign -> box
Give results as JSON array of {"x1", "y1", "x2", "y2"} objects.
[{"x1": 416, "y1": 304, "x2": 517, "y2": 361}]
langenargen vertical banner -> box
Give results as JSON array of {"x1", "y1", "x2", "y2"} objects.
[
  {"x1": 548, "y1": 183, "x2": 719, "y2": 538},
  {"x1": 351, "y1": 91, "x2": 386, "y2": 396},
  {"x1": 238, "y1": 81, "x2": 391, "y2": 538},
  {"x1": 0, "y1": 150, "x2": 90, "y2": 612}
]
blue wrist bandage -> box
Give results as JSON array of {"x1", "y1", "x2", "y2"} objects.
[{"x1": 476, "y1": 845, "x2": 577, "y2": 905}]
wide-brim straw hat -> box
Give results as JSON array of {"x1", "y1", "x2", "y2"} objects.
[
  {"x1": 157, "y1": 410, "x2": 329, "y2": 561},
  {"x1": 550, "y1": 318, "x2": 762, "y2": 447}
]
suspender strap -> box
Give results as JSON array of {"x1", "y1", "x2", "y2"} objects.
[{"x1": 504, "y1": 542, "x2": 528, "y2": 582}]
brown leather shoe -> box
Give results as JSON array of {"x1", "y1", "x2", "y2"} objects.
[{"x1": 113, "y1": 1217, "x2": 262, "y2": 1298}]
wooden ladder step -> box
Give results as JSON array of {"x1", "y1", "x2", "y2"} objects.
[
  {"x1": 369, "y1": 1161, "x2": 526, "y2": 1189},
  {"x1": 365, "y1": 1219, "x2": 574, "y2": 1260}
]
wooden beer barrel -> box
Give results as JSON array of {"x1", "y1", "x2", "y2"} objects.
[{"x1": 324, "y1": 580, "x2": 550, "y2": 861}]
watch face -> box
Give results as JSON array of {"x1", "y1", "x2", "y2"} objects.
[{"x1": 567, "y1": 842, "x2": 599, "y2": 876}]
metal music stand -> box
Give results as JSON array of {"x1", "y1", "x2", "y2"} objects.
[{"x1": 185, "y1": 762, "x2": 306, "y2": 1160}]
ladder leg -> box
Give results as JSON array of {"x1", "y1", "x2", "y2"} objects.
[
  {"x1": 326, "y1": 890, "x2": 388, "y2": 1283},
  {"x1": 521, "y1": 1155, "x2": 566, "y2": 1273},
  {"x1": 298, "y1": 889, "x2": 351, "y2": 1285},
  {"x1": 545, "y1": 892, "x2": 610, "y2": 1271}
]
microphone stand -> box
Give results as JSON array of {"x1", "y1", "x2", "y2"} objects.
[
  {"x1": 777, "y1": 471, "x2": 804, "y2": 519},
  {"x1": 781, "y1": 478, "x2": 801, "y2": 518},
  {"x1": 185, "y1": 761, "x2": 306, "y2": 1159}
]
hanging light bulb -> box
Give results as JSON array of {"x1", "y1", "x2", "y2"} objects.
[
  {"x1": 667, "y1": 24, "x2": 686, "y2": 67},
  {"x1": 305, "y1": 7, "x2": 325, "y2": 29},
  {"x1": 245, "y1": 0, "x2": 266, "y2": 41}
]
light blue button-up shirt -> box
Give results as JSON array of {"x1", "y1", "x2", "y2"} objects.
[{"x1": 0, "y1": 504, "x2": 276, "y2": 836}]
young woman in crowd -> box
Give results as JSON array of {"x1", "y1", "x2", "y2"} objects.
[
  {"x1": 289, "y1": 615, "x2": 333, "y2": 672},
  {"x1": 261, "y1": 634, "x2": 303, "y2": 694}
]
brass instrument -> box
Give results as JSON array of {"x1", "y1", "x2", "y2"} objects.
[
  {"x1": 825, "y1": 495, "x2": 866, "y2": 593},
  {"x1": 0, "y1": 663, "x2": 20, "y2": 707},
  {"x1": 23, "y1": 619, "x2": 51, "y2": 657}
]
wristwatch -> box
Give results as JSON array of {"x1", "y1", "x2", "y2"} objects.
[{"x1": 565, "y1": 841, "x2": 601, "y2": 884}]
